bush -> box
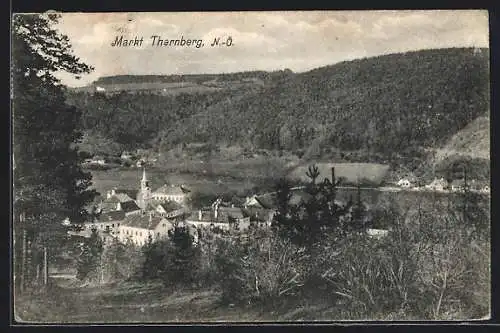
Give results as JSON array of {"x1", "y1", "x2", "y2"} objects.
[{"x1": 213, "y1": 228, "x2": 307, "y2": 306}]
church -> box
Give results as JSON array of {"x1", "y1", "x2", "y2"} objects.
[
  {"x1": 86, "y1": 168, "x2": 191, "y2": 245},
  {"x1": 100, "y1": 168, "x2": 189, "y2": 213}
]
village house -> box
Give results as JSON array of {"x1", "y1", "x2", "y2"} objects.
[
  {"x1": 120, "y1": 151, "x2": 134, "y2": 160},
  {"x1": 85, "y1": 210, "x2": 126, "y2": 235},
  {"x1": 146, "y1": 200, "x2": 186, "y2": 219},
  {"x1": 396, "y1": 178, "x2": 413, "y2": 188},
  {"x1": 185, "y1": 199, "x2": 251, "y2": 231},
  {"x1": 425, "y1": 177, "x2": 448, "y2": 192},
  {"x1": 90, "y1": 155, "x2": 107, "y2": 165},
  {"x1": 99, "y1": 192, "x2": 141, "y2": 216},
  {"x1": 450, "y1": 179, "x2": 467, "y2": 192}
]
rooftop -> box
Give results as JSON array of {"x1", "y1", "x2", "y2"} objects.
[
  {"x1": 153, "y1": 184, "x2": 186, "y2": 196},
  {"x1": 122, "y1": 214, "x2": 167, "y2": 230},
  {"x1": 97, "y1": 211, "x2": 126, "y2": 222},
  {"x1": 120, "y1": 201, "x2": 141, "y2": 213},
  {"x1": 105, "y1": 193, "x2": 134, "y2": 203}
]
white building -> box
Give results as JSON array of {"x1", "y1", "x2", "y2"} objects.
[
  {"x1": 425, "y1": 178, "x2": 448, "y2": 192},
  {"x1": 396, "y1": 178, "x2": 412, "y2": 188},
  {"x1": 151, "y1": 184, "x2": 187, "y2": 203},
  {"x1": 117, "y1": 213, "x2": 174, "y2": 246}
]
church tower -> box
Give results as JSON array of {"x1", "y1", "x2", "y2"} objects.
[{"x1": 137, "y1": 167, "x2": 151, "y2": 210}]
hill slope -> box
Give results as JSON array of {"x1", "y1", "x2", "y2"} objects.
[
  {"x1": 434, "y1": 114, "x2": 490, "y2": 161},
  {"x1": 72, "y1": 47, "x2": 490, "y2": 166},
  {"x1": 161, "y1": 48, "x2": 489, "y2": 157}
]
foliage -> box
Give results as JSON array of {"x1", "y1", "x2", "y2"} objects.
[
  {"x1": 68, "y1": 48, "x2": 487, "y2": 170},
  {"x1": 139, "y1": 225, "x2": 202, "y2": 288},
  {"x1": 272, "y1": 165, "x2": 353, "y2": 248},
  {"x1": 76, "y1": 229, "x2": 103, "y2": 282},
  {"x1": 13, "y1": 13, "x2": 98, "y2": 234},
  {"x1": 160, "y1": 48, "x2": 488, "y2": 160}
]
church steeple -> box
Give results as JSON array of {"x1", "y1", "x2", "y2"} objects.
[
  {"x1": 141, "y1": 167, "x2": 149, "y2": 189},
  {"x1": 137, "y1": 167, "x2": 151, "y2": 210}
]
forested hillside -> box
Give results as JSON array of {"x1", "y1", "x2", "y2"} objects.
[{"x1": 69, "y1": 47, "x2": 489, "y2": 165}]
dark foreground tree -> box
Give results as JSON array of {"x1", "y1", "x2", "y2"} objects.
[
  {"x1": 76, "y1": 229, "x2": 104, "y2": 282},
  {"x1": 12, "y1": 13, "x2": 97, "y2": 290},
  {"x1": 272, "y1": 165, "x2": 352, "y2": 249}
]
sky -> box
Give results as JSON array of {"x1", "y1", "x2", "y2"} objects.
[{"x1": 52, "y1": 10, "x2": 489, "y2": 87}]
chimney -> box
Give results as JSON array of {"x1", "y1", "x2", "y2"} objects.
[
  {"x1": 331, "y1": 167, "x2": 335, "y2": 182},
  {"x1": 149, "y1": 212, "x2": 152, "y2": 222},
  {"x1": 214, "y1": 204, "x2": 218, "y2": 219},
  {"x1": 198, "y1": 210, "x2": 202, "y2": 220}
]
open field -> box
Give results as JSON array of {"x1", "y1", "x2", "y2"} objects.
[{"x1": 89, "y1": 157, "x2": 291, "y2": 197}]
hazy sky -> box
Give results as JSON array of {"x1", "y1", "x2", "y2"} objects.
[{"x1": 52, "y1": 10, "x2": 489, "y2": 87}]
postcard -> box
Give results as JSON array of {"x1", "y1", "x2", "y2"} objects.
[{"x1": 11, "y1": 10, "x2": 490, "y2": 323}]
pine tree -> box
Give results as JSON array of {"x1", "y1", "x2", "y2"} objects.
[
  {"x1": 76, "y1": 229, "x2": 103, "y2": 282},
  {"x1": 12, "y1": 14, "x2": 97, "y2": 289},
  {"x1": 165, "y1": 226, "x2": 201, "y2": 287},
  {"x1": 272, "y1": 165, "x2": 351, "y2": 248}
]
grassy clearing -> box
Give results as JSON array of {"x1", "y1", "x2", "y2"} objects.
[{"x1": 90, "y1": 157, "x2": 289, "y2": 197}]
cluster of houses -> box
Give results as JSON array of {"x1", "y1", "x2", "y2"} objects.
[
  {"x1": 396, "y1": 177, "x2": 490, "y2": 194},
  {"x1": 82, "y1": 150, "x2": 158, "y2": 169},
  {"x1": 70, "y1": 166, "x2": 489, "y2": 247},
  {"x1": 78, "y1": 168, "x2": 276, "y2": 246}
]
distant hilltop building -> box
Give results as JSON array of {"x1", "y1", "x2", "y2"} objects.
[{"x1": 95, "y1": 86, "x2": 106, "y2": 92}]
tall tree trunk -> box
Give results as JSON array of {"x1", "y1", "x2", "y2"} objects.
[
  {"x1": 43, "y1": 247, "x2": 48, "y2": 285},
  {"x1": 36, "y1": 264, "x2": 40, "y2": 284}
]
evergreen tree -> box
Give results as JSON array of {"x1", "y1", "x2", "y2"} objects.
[
  {"x1": 272, "y1": 165, "x2": 351, "y2": 248},
  {"x1": 13, "y1": 13, "x2": 97, "y2": 289},
  {"x1": 164, "y1": 226, "x2": 201, "y2": 287},
  {"x1": 76, "y1": 229, "x2": 103, "y2": 282}
]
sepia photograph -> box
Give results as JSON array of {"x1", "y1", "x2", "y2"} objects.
[{"x1": 12, "y1": 10, "x2": 491, "y2": 323}]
